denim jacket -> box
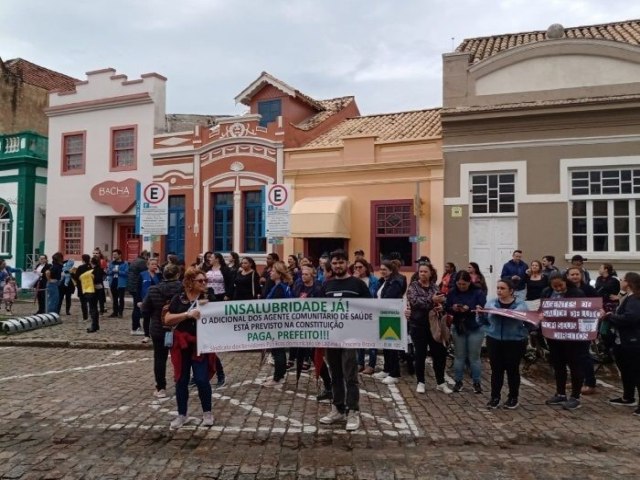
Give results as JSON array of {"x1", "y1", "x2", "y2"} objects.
[
  {"x1": 479, "y1": 297, "x2": 529, "y2": 341},
  {"x1": 107, "y1": 260, "x2": 129, "y2": 289}
]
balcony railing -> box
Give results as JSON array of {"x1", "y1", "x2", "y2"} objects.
[{"x1": 0, "y1": 132, "x2": 48, "y2": 160}]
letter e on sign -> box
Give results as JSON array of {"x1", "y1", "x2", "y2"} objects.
[
  {"x1": 143, "y1": 183, "x2": 166, "y2": 205},
  {"x1": 268, "y1": 185, "x2": 288, "y2": 207}
]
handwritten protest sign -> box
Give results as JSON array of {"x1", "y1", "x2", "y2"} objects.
[
  {"x1": 196, "y1": 298, "x2": 406, "y2": 354},
  {"x1": 540, "y1": 297, "x2": 602, "y2": 341}
]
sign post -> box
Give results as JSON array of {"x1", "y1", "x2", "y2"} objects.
[
  {"x1": 136, "y1": 182, "x2": 169, "y2": 236},
  {"x1": 265, "y1": 184, "x2": 291, "y2": 242}
]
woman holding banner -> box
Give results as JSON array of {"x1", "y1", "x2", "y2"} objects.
[
  {"x1": 373, "y1": 261, "x2": 407, "y2": 385},
  {"x1": 479, "y1": 279, "x2": 529, "y2": 409},
  {"x1": 602, "y1": 272, "x2": 640, "y2": 414},
  {"x1": 540, "y1": 272, "x2": 586, "y2": 410},
  {"x1": 262, "y1": 261, "x2": 293, "y2": 388},
  {"x1": 164, "y1": 267, "x2": 216, "y2": 429}
]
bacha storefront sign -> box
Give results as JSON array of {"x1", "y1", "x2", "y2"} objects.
[{"x1": 90, "y1": 178, "x2": 139, "y2": 213}]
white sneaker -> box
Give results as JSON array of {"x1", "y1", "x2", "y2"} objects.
[
  {"x1": 202, "y1": 412, "x2": 214, "y2": 426},
  {"x1": 416, "y1": 382, "x2": 426, "y2": 394},
  {"x1": 131, "y1": 328, "x2": 144, "y2": 336},
  {"x1": 170, "y1": 414, "x2": 187, "y2": 430},
  {"x1": 382, "y1": 376, "x2": 399, "y2": 385},
  {"x1": 154, "y1": 389, "x2": 167, "y2": 398},
  {"x1": 319, "y1": 405, "x2": 346, "y2": 424},
  {"x1": 345, "y1": 410, "x2": 360, "y2": 431},
  {"x1": 372, "y1": 371, "x2": 388, "y2": 380},
  {"x1": 436, "y1": 382, "x2": 453, "y2": 394},
  {"x1": 263, "y1": 378, "x2": 283, "y2": 387}
]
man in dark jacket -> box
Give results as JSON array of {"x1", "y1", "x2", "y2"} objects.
[
  {"x1": 141, "y1": 263, "x2": 183, "y2": 398},
  {"x1": 128, "y1": 251, "x2": 149, "y2": 335},
  {"x1": 501, "y1": 250, "x2": 528, "y2": 302}
]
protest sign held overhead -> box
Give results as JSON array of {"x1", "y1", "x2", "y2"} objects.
[{"x1": 196, "y1": 298, "x2": 406, "y2": 354}]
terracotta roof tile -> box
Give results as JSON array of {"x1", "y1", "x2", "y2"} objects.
[
  {"x1": 302, "y1": 108, "x2": 441, "y2": 148},
  {"x1": 294, "y1": 96, "x2": 355, "y2": 131},
  {"x1": 3, "y1": 58, "x2": 77, "y2": 91},
  {"x1": 456, "y1": 19, "x2": 640, "y2": 64}
]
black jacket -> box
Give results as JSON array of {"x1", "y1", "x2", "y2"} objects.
[
  {"x1": 127, "y1": 256, "x2": 148, "y2": 294},
  {"x1": 141, "y1": 280, "x2": 183, "y2": 338},
  {"x1": 377, "y1": 276, "x2": 405, "y2": 299},
  {"x1": 609, "y1": 295, "x2": 640, "y2": 348}
]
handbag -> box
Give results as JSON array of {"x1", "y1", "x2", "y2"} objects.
[{"x1": 429, "y1": 309, "x2": 451, "y2": 345}]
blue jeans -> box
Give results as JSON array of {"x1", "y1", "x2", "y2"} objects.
[
  {"x1": 357, "y1": 348, "x2": 377, "y2": 368},
  {"x1": 46, "y1": 282, "x2": 60, "y2": 314},
  {"x1": 175, "y1": 346, "x2": 212, "y2": 416},
  {"x1": 452, "y1": 328, "x2": 484, "y2": 383}
]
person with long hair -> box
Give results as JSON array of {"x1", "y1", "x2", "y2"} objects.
[
  {"x1": 595, "y1": 263, "x2": 621, "y2": 313},
  {"x1": 525, "y1": 260, "x2": 548, "y2": 302},
  {"x1": 233, "y1": 257, "x2": 261, "y2": 300},
  {"x1": 352, "y1": 258, "x2": 379, "y2": 374},
  {"x1": 541, "y1": 272, "x2": 587, "y2": 410},
  {"x1": 46, "y1": 252, "x2": 64, "y2": 314},
  {"x1": 602, "y1": 272, "x2": 640, "y2": 415},
  {"x1": 263, "y1": 261, "x2": 293, "y2": 387},
  {"x1": 203, "y1": 252, "x2": 233, "y2": 301},
  {"x1": 80, "y1": 257, "x2": 102, "y2": 333},
  {"x1": 439, "y1": 262, "x2": 456, "y2": 295},
  {"x1": 479, "y1": 279, "x2": 529, "y2": 409},
  {"x1": 446, "y1": 270, "x2": 487, "y2": 393},
  {"x1": 287, "y1": 255, "x2": 301, "y2": 284},
  {"x1": 141, "y1": 263, "x2": 184, "y2": 399},
  {"x1": 34, "y1": 254, "x2": 51, "y2": 315},
  {"x1": 227, "y1": 252, "x2": 241, "y2": 277},
  {"x1": 565, "y1": 265, "x2": 599, "y2": 394},
  {"x1": 372, "y1": 260, "x2": 406, "y2": 384},
  {"x1": 164, "y1": 267, "x2": 216, "y2": 429},
  {"x1": 407, "y1": 262, "x2": 450, "y2": 394},
  {"x1": 139, "y1": 258, "x2": 162, "y2": 343},
  {"x1": 467, "y1": 262, "x2": 488, "y2": 294}
]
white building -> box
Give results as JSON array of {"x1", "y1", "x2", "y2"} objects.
[{"x1": 44, "y1": 68, "x2": 166, "y2": 261}]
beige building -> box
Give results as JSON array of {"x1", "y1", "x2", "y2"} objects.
[
  {"x1": 284, "y1": 108, "x2": 443, "y2": 271},
  {"x1": 442, "y1": 19, "x2": 640, "y2": 284}
]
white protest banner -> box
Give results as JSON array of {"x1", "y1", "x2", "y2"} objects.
[{"x1": 196, "y1": 298, "x2": 406, "y2": 353}]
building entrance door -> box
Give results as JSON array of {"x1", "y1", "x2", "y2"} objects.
[
  {"x1": 305, "y1": 238, "x2": 348, "y2": 266},
  {"x1": 469, "y1": 217, "x2": 517, "y2": 288},
  {"x1": 119, "y1": 224, "x2": 141, "y2": 263}
]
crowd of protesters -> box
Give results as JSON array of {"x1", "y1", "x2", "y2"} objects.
[{"x1": 7, "y1": 246, "x2": 638, "y2": 432}]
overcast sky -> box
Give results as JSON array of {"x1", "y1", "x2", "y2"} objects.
[{"x1": 2, "y1": 0, "x2": 639, "y2": 116}]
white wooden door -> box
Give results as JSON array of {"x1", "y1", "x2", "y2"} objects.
[{"x1": 469, "y1": 217, "x2": 517, "y2": 290}]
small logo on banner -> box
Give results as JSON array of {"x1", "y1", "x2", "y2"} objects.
[{"x1": 379, "y1": 315, "x2": 401, "y2": 340}]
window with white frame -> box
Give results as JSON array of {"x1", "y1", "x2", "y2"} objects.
[
  {"x1": 0, "y1": 200, "x2": 12, "y2": 256},
  {"x1": 570, "y1": 168, "x2": 640, "y2": 253},
  {"x1": 470, "y1": 172, "x2": 515, "y2": 215}
]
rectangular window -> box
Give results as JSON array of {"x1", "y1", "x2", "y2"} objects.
[
  {"x1": 213, "y1": 193, "x2": 233, "y2": 252},
  {"x1": 111, "y1": 127, "x2": 136, "y2": 170},
  {"x1": 0, "y1": 201, "x2": 11, "y2": 256},
  {"x1": 62, "y1": 132, "x2": 85, "y2": 174},
  {"x1": 60, "y1": 219, "x2": 82, "y2": 258},
  {"x1": 244, "y1": 190, "x2": 266, "y2": 253},
  {"x1": 570, "y1": 169, "x2": 639, "y2": 254},
  {"x1": 372, "y1": 201, "x2": 415, "y2": 267},
  {"x1": 470, "y1": 172, "x2": 515, "y2": 215},
  {"x1": 258, "y1": 99, "x2": 282, "y2": 127}
]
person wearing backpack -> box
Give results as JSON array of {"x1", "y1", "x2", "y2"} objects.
[
  {"x1": 262, "y1": 261, "x2": 293, "y2": 388},
  {"x1": 141, "y1": 263, "x2": 183, "y2": 398}
]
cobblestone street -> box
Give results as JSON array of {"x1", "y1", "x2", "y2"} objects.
[{"x1": 1, "y1": 302, "x2": 639, "y2": 479}]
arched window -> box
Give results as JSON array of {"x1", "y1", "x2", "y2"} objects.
[{"x1": 0, "y1": 199, "x2": 12, "y2": 257}]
